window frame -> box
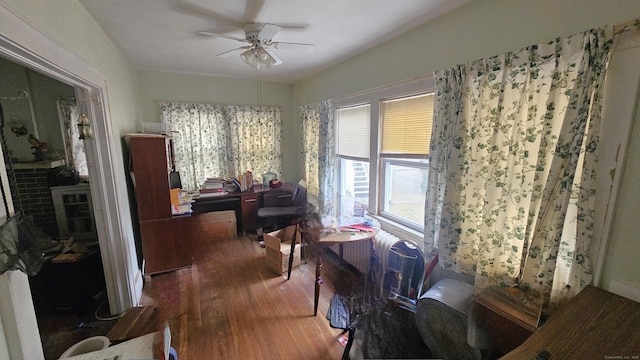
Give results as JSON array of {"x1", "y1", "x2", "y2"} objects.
[
  {"x1": 378, "y1": 91, "x2": 434, "y2": 231},
  {"x1": 335, "y1": 102, "x2": 372, "y2": 220},
  {"x1": 333, "y1": 76, "x2": 435, "y2": 235},
  {"x1": 379, "y1": 157, "x2": 429, "y2": 231}
]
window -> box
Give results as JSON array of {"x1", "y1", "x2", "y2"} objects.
[
  {"x1": 333, "y1": 77, "x2": 435, "y2": 233},
  {"x1": 336, "y1": 104, "x2": 370, "y2": 222},
  {"x1": 380, "y1": 93, "x2": 434, "y2": 230}
]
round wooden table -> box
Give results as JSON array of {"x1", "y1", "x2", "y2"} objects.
[{"x1": 303, "y1": 225, "x2": 379, "y2": 316}]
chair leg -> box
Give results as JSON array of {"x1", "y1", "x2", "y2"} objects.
[{"x1": 341, "y1": 327, "x2": 355, "y2": 360}]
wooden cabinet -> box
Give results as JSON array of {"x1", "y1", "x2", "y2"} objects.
[
  {"x1": 473, "y1": 286, "x2": 538, "y2": 356},
  {"x1": 128, "y1": 135, "x2": 174, "y2": 221},
  {"x1": 50, "y1": 183, "x2": 97, "y2": 240},
  {"x1": 138, "y1": 217, "x2": 192, "y2": 275},
  {"x1": 126, "y1": 134, "x2": 192, "y2": 275}
]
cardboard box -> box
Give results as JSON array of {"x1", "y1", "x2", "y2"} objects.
[
  {"x1": 264, "y1": 225, "x2": 302, "y2": 275},
  {"x1": 193, "y1": 210, "x2": 237, "y2": 240}
]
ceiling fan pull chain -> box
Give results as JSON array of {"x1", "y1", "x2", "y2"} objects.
[{"x1": 256, "y1": 66, "x2": 263, "y2": 106}]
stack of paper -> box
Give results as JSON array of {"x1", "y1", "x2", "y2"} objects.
[{"x1": 170, "y1": 188, "x2": 193, "y2": 215}]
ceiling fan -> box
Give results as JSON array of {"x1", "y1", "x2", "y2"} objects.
[{"x1": 199, "y1": 22, "x2": 316, "y2": 69}]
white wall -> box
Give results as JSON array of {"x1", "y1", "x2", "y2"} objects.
[
  {"x1": 0, "y1": 272, "x2": 43, "y2": 360},
  {"x1": 296, "y1": 0, "x2": 640, "y2": 104},
  {"x1": 601, "y1": 31, "x2": 640, "y2": 301},
  {"x1": 294, "y1": 0, "x2": 640, "y2": 296},
  {"x1": 0, "y1": 58, "x2": 37, "y2": 162},
  {"x1": 137, "y1": 71, "x2": 298, "y2": 182},
  {"x1": 1, "y1": 0, "x2": 140, "y2": 137},
  {"x1": 0, "y1": 58, "x2": 76, "y2": 162}
]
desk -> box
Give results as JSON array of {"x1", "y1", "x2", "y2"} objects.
[
  {"x1": 304, "y1": 227, "x2": 379, "y2": 316},
  {"x1": 29, "y1": 250, "x2": 105, "y2": 314},
  {"x1": 192, "y1": 187, "x2": 293, "y2": 235},
  {"x1": 501, "y1": 285, "x2": 640, "y2": 359}
]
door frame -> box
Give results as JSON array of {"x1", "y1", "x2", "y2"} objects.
[{"x1": 0, "y1": 0, "x2": 141, "y2": 337}]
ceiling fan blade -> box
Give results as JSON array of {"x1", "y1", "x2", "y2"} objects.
[
  {"x1": 198, "y1": 31, "x2": 247, "y2": 42},
  {"x1": 216, "y1": 46, "x2": 251, "y2": 57},
  {"x1": 271, "y1": 42, "x2": 316, "y2": 52},
  {"x1": 263, "y1": 48, "x2": 283, "y2": 66},
  {"x1": 258, "y1": 23, "x2": 282, "y2": 41},
  {"x1": 174, "y1": 2, "x2": 242, "y2": 28},
  {"x1": 244, "y1": 0, "x2": 265, "y2": 22}
]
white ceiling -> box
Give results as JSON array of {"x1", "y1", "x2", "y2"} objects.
[{"x1": 79, "y1": 0, "x2": 471, "y2": 83}]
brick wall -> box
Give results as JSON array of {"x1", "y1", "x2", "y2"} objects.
[{"x1": 14, "y1": 167, "x2": 60, "y2": 237}]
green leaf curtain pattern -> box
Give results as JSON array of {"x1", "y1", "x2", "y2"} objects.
[
  {"x1": 425, "y1": 28, "x2": 613, "y2": 306},
  {"x1": 300, "y1": 100, "x2": 335, "y2": 215},
  {"x1": 160, "y1": 102, "x2": 283, "y2": 191}
]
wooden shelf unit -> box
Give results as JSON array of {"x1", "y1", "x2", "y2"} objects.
[
  {"x1": 126, "y1": 134, "x2": 192, "y2": 275},
  {"x1": 50, "y1": 183, "x2": 97, "y2": 240}
]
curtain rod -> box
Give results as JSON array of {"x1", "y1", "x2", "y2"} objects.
[
  {"x1": 331, "y1": 74, "x2": 432, "y2": 102},
  {"x1": 54, "y1": 96, "x2": 100, "y2": 105},
  {"x1": 614, "y1": 18, "x2": 640, "y2": 35},
  {"x1": 0, "y1": 90, "x2": 28, "y2": 100}
]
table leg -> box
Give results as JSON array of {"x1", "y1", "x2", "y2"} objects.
[
  {"x1": 287, "y1": 224, "x2": 298, "y2": 280},
  {"x1": 314, "y1": 250, "x2": 323, "y2": 316}
]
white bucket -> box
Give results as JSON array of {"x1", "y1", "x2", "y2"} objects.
[{"x1": 59, "y1": 336, "x2": 110, "y2": 358}]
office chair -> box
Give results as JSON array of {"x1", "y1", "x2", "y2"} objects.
[{"x1": 257, "y1": 181, "x2": 309, "y2": 279}]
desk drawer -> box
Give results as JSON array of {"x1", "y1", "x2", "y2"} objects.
[{"x1": 241, "y1": 193, "x2": 260, "y2": 231}]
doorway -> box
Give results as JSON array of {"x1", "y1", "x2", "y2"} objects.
[{"x1": 0, "y1": 4, "x2": 142, "y2": 359}]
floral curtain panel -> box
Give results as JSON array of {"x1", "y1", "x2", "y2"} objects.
[
  {"x1": 56, "y1": 99, "x2": 88, "y2": 177},
  {"x1": 160, "y1": 102, "x2": 283, "y2": 191},
  {"x1": 425, "y1": 28, "x2": 613, "y2": 307},
  {"x1": 300, "y1": 100, "x2": 335, "y2": 215},
  {"x1": 225, "y1": 105, "x2": 283, "y2": 180}
]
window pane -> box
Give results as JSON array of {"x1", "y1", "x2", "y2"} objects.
[
  {"x1": 338, "y1": 157, "x2": 369, "y2": 222},
  {"x1": 382, "y1": 161, "x2": 427, "y2": 227},
  {"x1": 337, "y1": 104, "x2": 371, "y2": 159}
]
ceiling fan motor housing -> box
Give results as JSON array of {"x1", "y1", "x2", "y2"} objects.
[{"x1": 244, "y1": 22, "x2": 279, "y2": 45}]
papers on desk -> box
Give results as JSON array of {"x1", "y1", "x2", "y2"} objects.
[
  {"x1": 338, "y1": 223, "x2": 376, "y2": 232},
  {"x1": 195, "y1": 191, "x2": 228, "y2": 198},
  {"x1": 170, "y1": 188, "x2": 193, "y2": 215}
]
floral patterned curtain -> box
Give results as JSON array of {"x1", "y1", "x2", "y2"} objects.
[
  {"x1": 160, "y1": 102, "x2": 282, "y2": 191},
  {"x1": 425, "y1": 28, "x2": 612, "y2": 306},
  {"x1": 225, "y1": 105, "x2": 283, "y2": 180},
  {"x1": 300, "y1": 100, "x2": 335, "y2": 215},
  {"x1": 56, "y1": 99, "x2": 88, "y2": 177}
]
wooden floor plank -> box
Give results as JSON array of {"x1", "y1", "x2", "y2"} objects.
[{"x1": 140, "y1": 234, "x2": 348, "y2": 359}]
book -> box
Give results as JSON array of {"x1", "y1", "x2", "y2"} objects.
[
  {"x1": 200, "y1": 187, "x2": 224, "y2": 193},
  {"x1": 172, "y1": 203, "x2": 192, "y2": 215},
  {"x1": 51, "y1": 253, "x2": 85, "y2": 263}
]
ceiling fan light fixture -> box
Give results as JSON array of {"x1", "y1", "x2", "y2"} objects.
[
  {"x1": 256, "y1": 47, "x2": 276, "y2": 68},
  {"x1": 240, "y1": 46, "x2": 278, "y2": 69},
  {"x1": 240, "y1": 48, "x2": 259, "y2": 69}
]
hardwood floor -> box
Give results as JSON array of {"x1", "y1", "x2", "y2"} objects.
[{"x1": 140, "y1": 232, "x2": 360, "y2": 360}]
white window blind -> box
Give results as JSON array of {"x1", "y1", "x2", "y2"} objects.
[
  {"x1": 337, "y1": 104, "x2": 371, "y2": 159},
  {"x1": 381, "y1": 93, "x2": 434, "y2": 157}
]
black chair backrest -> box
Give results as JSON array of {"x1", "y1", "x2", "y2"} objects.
[{"x1": 292, "y1": 184, "x2": 307, "y2": 208}]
